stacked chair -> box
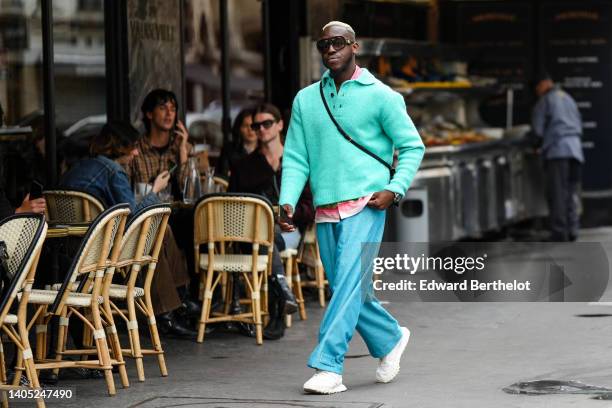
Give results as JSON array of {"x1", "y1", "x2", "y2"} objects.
[
  {"x1": 29, "y1": 204, "x2": 130, "y2": 396},
  {"x1": 106, "y1": 204, "x2": 171, "y2": 381},
  {"x1": 0, "y1": 191, "x2": 331, "y2": 403},
  {"x1": 0, "y1": 214, "x2": 47, "y2": 407},
  {"x1": 193, "y1": 193, "x2": 275, "y2": 344}
]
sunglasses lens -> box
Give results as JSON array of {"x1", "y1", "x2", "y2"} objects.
[
  {"x1": 331, "y1": 37, "x2": 346, "y2": 50},
  {"x1": 250, "y1": 120, "x2": 276, "y2": 131},
  {"x1": 316, "y1": 39, "x2": 329, "y2": 52}
]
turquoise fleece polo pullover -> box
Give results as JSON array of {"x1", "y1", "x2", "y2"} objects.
[{"x1": 279, "y1": 68, "x2": 425, "y2": 210}]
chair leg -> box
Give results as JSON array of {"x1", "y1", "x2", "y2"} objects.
[
  {"x1": 147, "y1": 313, "x2": 167, "y2": 377},
  {"x1": 139, "y1": 293, "x2": 167, "y2": 377},
  {"x1": 127, "y1": 295, "x2": 145, "y2": 382},
  {"x1": 262, "y1": 271, "x2": 269, "y2": 326},
  {"x1": 220, "y1": 273, "x2": 228, "y2": 304},
  {"x1": 35, "y1": 308, "x2": 48, "y2": 362},
  {"x1": 223, "y1": 275, "x2": 233, "y2": 315},
  {"x1": 0, "y1": 342, "x2": 6, "y2": 385},
  {"x1": 252, "y1": 272, "x2": 263, "y2": 345},
  {"x1": 23, "y1": 357, "x2": 45, "y2": 408},
  {"x1": 293, "y1": 259, "x2": 307, "y2": 321},
  {"x1": 316, "y1": 262, "x2": 326, "y2": 308},
  {"x1": 89, "y1": 303, "x2": 116, "y2": 396},
  {"x1": 52, "y1": 309, "x2": 69, "y2": 377},
  {"x1": 197, "y1": 270, "x2": 215, "y2": 343},
  {"x1": 284, "y1": 255, "x2": 293, "y2": 328},
  {"x1": 93, "y1": 330, "x2": 116, "y2": 396},
  {"x1": 12, "y1": 348, "x2": 23, "y2": 387},
  {"x1": 104, "y1": 305, "x2": 129, "y2": 389},
  {"x1": 98, "y1": 338, "x2": 116, "y2": 396}
]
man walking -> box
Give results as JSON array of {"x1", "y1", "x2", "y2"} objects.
[
  {"x1": 279, "y1": 21, "x2": 424, "y2": 394},
  {"x1": 532, "y1": 73, "x2": 584, "y2": 241}
]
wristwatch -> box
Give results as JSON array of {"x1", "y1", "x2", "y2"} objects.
[{"x1": 393, "y1": 192, "x2": 402, "y2": 206}]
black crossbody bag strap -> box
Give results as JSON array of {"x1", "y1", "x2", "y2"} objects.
[{"x1": 319, "y1": 81, "x2": 395, "y2": 178}]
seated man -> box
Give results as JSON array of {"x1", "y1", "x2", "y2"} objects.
[
  {"x1": 230, "y1": 103, "x2": 314, "y2": 339},
  {"x1": 129, "y1": 89, "x2": 192, "y2": 192},
  {"x1": 60, "y1": 121, "x2": 199, "y2": 337}
]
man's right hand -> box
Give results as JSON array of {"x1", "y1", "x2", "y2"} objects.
[
  {"x1": 16, "y1": 194, "x2": 46, "y2": 214},
  {"x1": 278, "y1": 204, "x2": 296, "y2": 232},
  {"x1": 152, "y1": 171, "x2": 171, "y2": 194}
]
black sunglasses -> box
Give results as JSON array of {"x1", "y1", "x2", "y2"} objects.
[
  {"x1": 316, "y1": 36, "x2": 355, "y2": 53},
  {"x1": 250, "y1": 119, "x2": 277, "y2": 131}
]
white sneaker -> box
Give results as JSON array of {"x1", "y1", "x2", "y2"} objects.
[
  {"x1": 303, "y1": 370, "x2": 347, "y2": 394},
  {"x1": 376, "y1": 327, "x2": 410, "y2": 383}
]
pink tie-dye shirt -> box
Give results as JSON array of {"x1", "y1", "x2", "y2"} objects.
[{"x1": 314, "y1": 65, "x2": 374, "y2": 223}]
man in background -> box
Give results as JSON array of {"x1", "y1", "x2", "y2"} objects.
[{"x1": 532, "y1": 73, "x2": 584, "y2": 242}]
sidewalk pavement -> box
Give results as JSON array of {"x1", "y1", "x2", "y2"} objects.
[{"x1": 39, "y1": 227, "x2": 612, "y2": 408}]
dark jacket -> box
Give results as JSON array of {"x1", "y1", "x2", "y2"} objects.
[
  {"x1": 229, "y1": 150, "x2": 314, "y2": 232},
  {"x1": 60, "y1": 155, "x2": 159, "y2": 213},
  {"x1": 0, "y1": 189, "x2": 14, "y2": 221},
  {"x1": 218, "y1": 143, "x2": 250, "y2": 179}
]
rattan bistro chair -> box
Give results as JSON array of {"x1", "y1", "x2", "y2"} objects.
[
  {"x1": 194, "y1": 193, "x2": 274, "y2": 344},
  {"x1": 107, "y1": 204, "x2": 171, "y2": 382},
  {"x1": 29, "y1": 204, "x2": 130, "y2": 396},
  {"x1": 44, "y1": 189, "x2": 105, "y2": 224},
  {"x1": 0, "y1": 214, "x2": 47, "y2": 408}
]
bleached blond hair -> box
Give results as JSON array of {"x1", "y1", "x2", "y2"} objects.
[{"x1": 321, "y1": 21, "x2": 356, "y2": 38}]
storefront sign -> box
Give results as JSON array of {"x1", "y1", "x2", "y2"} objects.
[
  {"x1": 457, "y1": 1, "x2": 533, "y2": 126},
  {"x1": 127, "y1": 0, "x2": 182, "y2": 127},
  {"x1": 540, "y1": 2, "x2": 612, "y2": 191}
]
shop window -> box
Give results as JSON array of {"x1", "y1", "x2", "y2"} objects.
[
  {"x1": 0, "y1": 2, "x2": 42, "y2": 125},
  {"x1": 53, "y1": 1, "x2": 105, "y2": 134},
  {"x1": 78, "y1": 0, "x2": 103, "y2": 12}
]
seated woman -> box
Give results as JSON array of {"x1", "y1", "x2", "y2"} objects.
[
  {"x1": 60, "y1": 121, "x2": 199, "y2": 337},
  {"x1": 217, "y1": 107, "x2": 258, "y2": 178}
]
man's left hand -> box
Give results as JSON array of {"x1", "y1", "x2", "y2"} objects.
[
  {"x1": 175, "y1": 120, "x2": 189, "y2": 146},
  {"x1": 367, "y1": 190, "x2": 395, "y2": 210},
  {"x1": 176, "y1": 120, "x2": 192, "y2": 164}
]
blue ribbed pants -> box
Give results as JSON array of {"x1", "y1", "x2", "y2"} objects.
[{"x1": 307, "y1": 206, "x2": 402, "y2": 374}]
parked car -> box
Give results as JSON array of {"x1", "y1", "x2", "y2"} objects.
[{"x1": 62, "y1": 101, "x2": 245, "y2": 163}]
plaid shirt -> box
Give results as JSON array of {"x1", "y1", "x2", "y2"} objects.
[{"x1": 128, "y1": 134, "x2": 187, "y2": 185}]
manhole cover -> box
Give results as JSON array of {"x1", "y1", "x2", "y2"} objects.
[
  {"x1": 503, "y1": 380, "x2": 612, "y2": 395},
  {"x1": 129, "y1": 396, "x2": 385, "y2": 408}
]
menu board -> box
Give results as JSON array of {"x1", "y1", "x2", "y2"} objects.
[
  {"x1": 457, "y1": 2, "x2": 534, "y2": 126},
  {"x1": 539, "y1": 2, "x2": 612, "y2": 191}
]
